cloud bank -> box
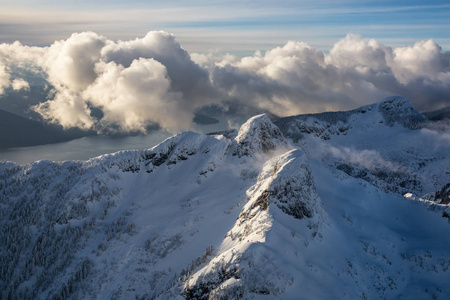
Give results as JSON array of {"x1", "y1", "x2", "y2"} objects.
[{"x1": 0, "y1": 32, "x2": 449, "y2": 133}]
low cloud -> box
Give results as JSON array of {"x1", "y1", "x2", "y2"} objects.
[
  {"x1": 0, "y1": 63, "x2": 30, "y2": 95},
  {"x1": 0, "y1": 64, "x2": 10, "y2": 95},
  {"x1": 0, "y1": 32, "x2": 449, "y2": 133},
  {"x1": 211, "y1": 34, "x2": 450, "y2": 115},
  {"x1": 84, "y1": 58, "x2": 190, "y2": 132},
  {"x1": 420, "y1": 128, "x2": 450, "y2": 145},
  {"x1": 326, "y1": 146, "x2": 403, "y2": 173},
  {"x1": 11, "y1": 78, "x2": 30, "y2": 91},
  {"x1": 1, "y1": 31, "x2": 217, "y2": 133}
]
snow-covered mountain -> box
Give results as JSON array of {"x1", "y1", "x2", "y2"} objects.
[
  {"x1": 1, "y1": 97, "x2": 449, "y2": 299},
  {"x1": 275, "y1": 96, "x2": 448, "y2": 195}
]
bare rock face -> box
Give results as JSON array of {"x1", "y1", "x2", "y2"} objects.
[{"x1": 423, "y1": 183, "x2": 450, "y2": 205}]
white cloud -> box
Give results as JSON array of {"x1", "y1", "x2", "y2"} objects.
[
  {"x1": 11, "y1": 78, "x2": 30, "y2": 91},
  {"x1": 33, "y1": 88, "x2": 94, "y2": 130},
  {"x1": 0, "y1": 32, "x2": 449, "y2": 133},
  {"x1": 84, "y1": 58, "x2": 190, "y2": 132},
  {"x1": 327, "y1": 146, "x2": 403, "y2": 172},
  {"x1": 0, "y1": 41, "x2": 45, "y2": 66},
  {"x1": 420, "y1": 128, "x2": 450, "y2": 144},
  {"x1": 1, "y1": 31, "x2": 217, "y2": 133},
  {"x1": 0, "y1": 64, "x2": 10, "y2": 95},
  {"x1": 44, "y1": 32, "x2": 106, "y2": 92},
  {"x1": 326, "y1": 34, "x2": 390, "y2": 70},
  {"x1": 211, "y1": 33, "x2": 450, "y2": 115},
  {"x1": 392, "y1": 39, "x2": 448, "y2": 84},
  {"x1": 101, "y1": 31, "x2": 218, "y2": 108}
]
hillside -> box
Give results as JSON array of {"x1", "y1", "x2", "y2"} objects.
[
  {"x1": 1, "y1": 97, "x2": 449, "y2": 299},
  {"x1": 0, "y1": 110, "x2": 91, "y2": 149}
]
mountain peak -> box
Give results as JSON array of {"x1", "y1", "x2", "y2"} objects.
[
  {"x1": 233, "y1": 114, "x2": 289, "y2": 157},
  {"x1": 376, "y1": 95, "x2": 412, "y2": 108},
  {"x1": 275, "y1": 96, "x2": 428, "y2": 142},
  {"x1": 2, "y1": 97, "x2": 450, "y2": 299},
  {"x1": 375, "y1": 96, "x2": 427, "y2": 129}
]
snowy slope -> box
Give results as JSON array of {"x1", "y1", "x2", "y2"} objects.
[
  {"x1": 275, "y1": 96, "x2": 450, "y2": 195},
  {"x1": 1, "y1": 97, "x2": 449, "y2": 300},
  {"x1": 184, "y1": 150, "x2": 450, "y2": 299}
]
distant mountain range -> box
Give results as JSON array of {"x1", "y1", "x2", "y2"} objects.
[
  {"x1": 423, "y1": 106, "x2": 450, "y2": 121},
  {"x1": 1, "y1": 100, "x2": 447, "y2": 150},
  {"x1": 0, "y1": 110, "x2": 93, "y2": 149},
  {"x1": 1, "y1": 96, "x2": 449, "y2": 299}
]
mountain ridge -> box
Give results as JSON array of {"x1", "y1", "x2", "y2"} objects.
[
  {"x1": 0, "y1": 109, "x2": 92, "y2": 149},
  {"x1": 1, "y1": 96, "x2": 449, "y2": 299}
]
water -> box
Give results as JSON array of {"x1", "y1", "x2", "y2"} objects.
[
  {"x1": 0, "y1": 131, "x2": 174, "y2": 164},
  {"x1": 0, "y1": 116, "x2": 234, "y2": 164}
]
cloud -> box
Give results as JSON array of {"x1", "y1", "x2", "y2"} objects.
[
  {"x1": 0, "y1": 64, "x2": 10, "y2": 95},
  {"x1": 44, "y1": 32, "x2": 106, "y2": 92},
  {"x1": 101, "y1": 31, "x2": 218, "y2": 108},
  {"x1": 0, "y1": 32, "x2": 449, "y2": 133},
  {"x1": 326, "y1": 146, "x2": 403, "y2": 172},
  {"x1": 2, "y1": 31, "x2": 218, "y2": 133},
  {"x1": 391, "y1": 39, "x2": 449, "y2": 83},
  {"x1": 11, "y1": 78, "x2": 30, "y2": 91},
  {"x1": 33, "y1": 88, "x2": 94, "y2": 130},
  {"x1": 83, "y1": 58, "x2": 190, "y2": 132},
  {"x1": 420, "y1": 127, "x2": 450, "y2": 145},
  {"x1": 210, "y1": 38, "x2": 386, "y2": 116},
  {"x1": 208, "y1": 34, "x2": 450, "y2": 116},
  {"x1": 0, "y1": 61, "x2": 30, "y2": 94},
  {"x1": 0, "y1": 40, "x2": 44, "y2": 96},
  {"x1": 302, "y1": 137, "x2": 406, "y2": 174}
]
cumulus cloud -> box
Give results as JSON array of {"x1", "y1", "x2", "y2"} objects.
[
  {"x1": 84, "y1": 58, "x2": 190, "y2": 132},
  {"x1": 1, "y1": 31, "x2": 219, "y2": 133},
  {"x1": 0, "y1": 63, "x2": 30, "y2": 94},
  {"x1": 33, "y1": 88, "x2": 94, "y2": 130},
  {"x1": 210, "y1": 34, "x2": 450, "y2": 116},
  {"x1": 392, "y1": 39, "x2": 449, "y2": 83},
  {"x1": 11, "y1": 78, "x2": 30, "y2": 91},
  {"x1": 101, "y1": 31, "x2": 218, "y2": 108},
  {"x1": 0, "y1": 64, "x2": 10, "y2": 95},
  {"x1": 44, "y1": 32, "x2": 106, "y2": 92},
  {"x1": 0, "y1": 41, "x2": 45, "y2": 67},
  {"x1": 0, "y1": 32, "x2": 449, "y2": 133}
]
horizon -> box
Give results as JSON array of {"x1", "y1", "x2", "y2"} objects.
[
  {"x1": 1, "y1": 1, "x2": 449, "y2": 54},
  {"x1": 1, "y1": 0, "x2": 449, "y2": 142}
]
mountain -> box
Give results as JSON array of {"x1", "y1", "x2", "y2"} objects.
[
  {"x1": 423, "y1": 106, "x2": 450, "y2": 121},
  {"x1": 0, "y1": 110, "x2": 92, "y2": 149},
  {"x1": 1, "y1": 97, "x2": 449, "y2": 299},
  {"x1": 275, "y1": 96, "x2": 448, "y2": 195}
]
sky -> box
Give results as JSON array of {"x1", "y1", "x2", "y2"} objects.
[
  {"x1": 1, "y1": 0, "x2": 449, "y2": 54},
  {"x1": 0, "y1": 0, "x2": 449, "y2": 134}
]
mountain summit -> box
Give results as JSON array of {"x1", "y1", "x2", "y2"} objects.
[
  {"x1": 1, "y1": 97, "x2": 449, "y2": 299},
  {"x1": 275, "y1": 96, "x2": 427, "y2": 141},
  {"x1": 233, "y1": 114, "x2": 289, "y2": 158}
]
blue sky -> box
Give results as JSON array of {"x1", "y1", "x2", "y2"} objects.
[{"x1": 1, "y1": 0, "x2": 449, "y2": 55}]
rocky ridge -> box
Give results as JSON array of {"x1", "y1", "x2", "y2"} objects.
[{"x1": 0, "y1": 96, "x2": 449, "y2": 299}]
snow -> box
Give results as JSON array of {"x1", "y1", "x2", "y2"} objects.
[
  {"x1": 233, "y1": 114, "x2": 289, "y2": 158},
  {"x1": 1, "y1": 97, "x2": 449, "y2": 299}
]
